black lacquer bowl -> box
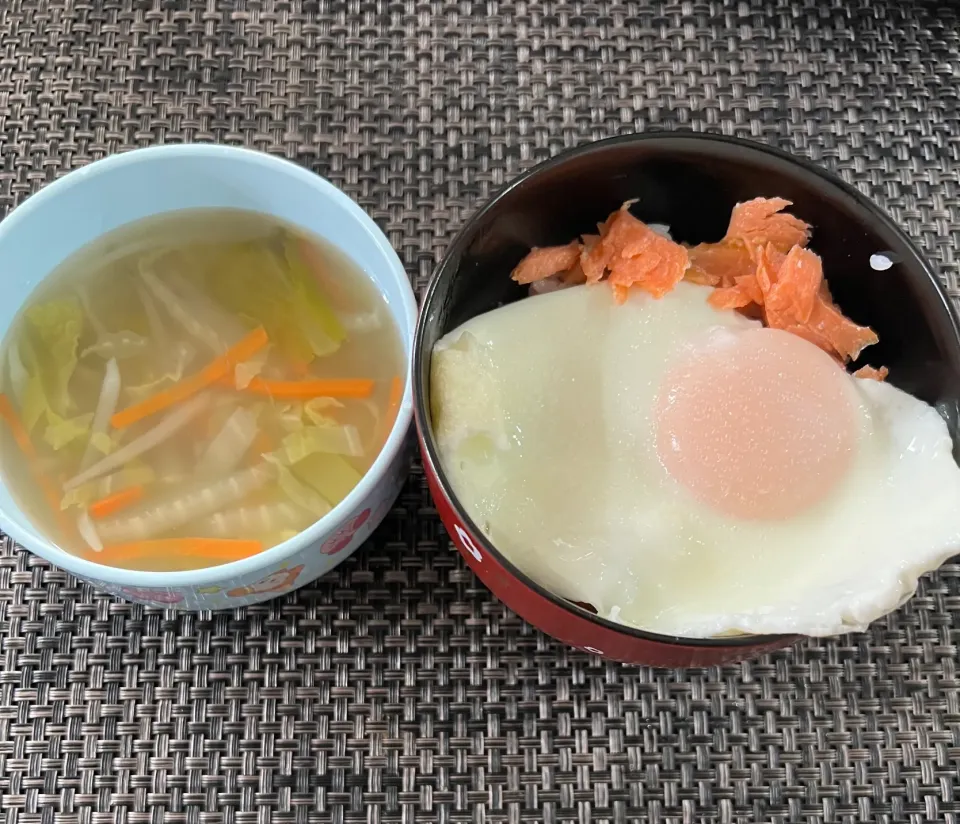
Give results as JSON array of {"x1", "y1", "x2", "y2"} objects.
[{"x1": 414, "y1": 133, "x2": 960, "y2": 667}]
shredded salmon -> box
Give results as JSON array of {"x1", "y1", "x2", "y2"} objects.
[
  {"x1": 708, "y1": 275, "x2": 760, "y2": 311},
  {"x1": 698, "y1": 225, "x2": 878, "y2": 365},
  {"x1": 705, "y1": 241, "x2": 777, "y2": 312},
  {"x1": 747, "y1": 245, "x2": 878, "y2": 363},
  {"x1": 853, "y1": 365, "x2": 889, "y2": 381},
  {"x1": 754, "y1": 243, "x2": 786, "y2": 294},
  {"x1": 581, "y1": 233, "x2": 601, "y2": 250},
  {"x1": 512, "y1": 206, "x2": 688, "y2": 301},
  {"x1": 801, "y1": 293, "x2": 879, "y2": 362},
  {"x1": 509, "y1": 196, "x2": 880, "y2": 369},
  {"x1": 726, "y1": 197, "x2": 811, "y2": 252},
  {"x1": 687, "y1": 239, "x2": 754, "y2": 288},
  {"x1": 561, "y1": 261, "x2": 588, "y2": 285},
  {"x1": 511, "y1": 241, "x2": 582, "y2": 284},
  {"x1": 684, "y1": 199, "x2": 809, "y2": 288},
  {"x1": 579, "y1": 205, "x2": 689, "y2": 299},
  {"x1": 762, "y1": 246, "x2": 823, "y2": 328}
]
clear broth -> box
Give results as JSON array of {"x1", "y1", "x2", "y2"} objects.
[{"x1": 0, "y1": 208, "x2": 405, "y2": 571}]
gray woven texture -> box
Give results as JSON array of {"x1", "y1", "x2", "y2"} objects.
[{"x1": 1, "y1": 0, "x2": 959, "y2": 822}]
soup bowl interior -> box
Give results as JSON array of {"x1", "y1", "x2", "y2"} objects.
[
  {"x1": 0, "y1": 145, "x2": 417, "y2": 609},
  {"x1": 414, "y1": 133, "x2": 960, "y2": 667}
]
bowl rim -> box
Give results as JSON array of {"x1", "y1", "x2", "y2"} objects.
[
  {"x1": 413, "y1": 130, "x2": 960, "y2": 649},
  {"x1": 0, "y1": 143, "x2": 418, "y2": 588}
]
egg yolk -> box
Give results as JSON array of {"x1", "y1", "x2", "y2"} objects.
[{"x1": 655, "y1": 326, "x2": 857, "y2": 520}]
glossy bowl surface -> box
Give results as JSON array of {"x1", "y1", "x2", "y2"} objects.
[
  {"x1": 413, "y1": 132, "x2": 960, "y2": 667},
  {"x1": 0, "y1": 145, "x2": 417, "y2": 610}
]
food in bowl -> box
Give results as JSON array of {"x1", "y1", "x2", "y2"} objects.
[
  {"x1": 0, "y1": 207, "x2": 404, "y2": 572},
  {"x1": 430, "y1": 197, "x2": 960, "y2": 639}
]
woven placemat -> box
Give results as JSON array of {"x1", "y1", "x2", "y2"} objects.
[{"x1": 1, "y1": 1, "x2": 959, "y2": 822}]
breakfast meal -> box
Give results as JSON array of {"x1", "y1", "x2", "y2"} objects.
[
  {"x1": 0, "y1": 208, "x2": 404, "y2": 572},
  {"x1": 430, "y1": 197, "x2": 960, "y2": 638}
]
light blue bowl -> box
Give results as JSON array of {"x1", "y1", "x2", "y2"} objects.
[{"x1": 0, "y1": 145, "x2": 417, "y2": 609}]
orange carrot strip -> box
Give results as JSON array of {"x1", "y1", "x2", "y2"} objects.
[
  {"x1": 0, "y1": 394, "x2": 70, "y2": 534},
  {"x1": 95, "y1": 537, "x2": 264, "y2": 568},
  {"x1": 88, "y1": 484, "x2": 145, "y2": 520},
  {"x1": 238, "y1": 377, "x2": 374, "y2": 400},
  {"x1": 111, "y1": 327, "x2": 269, "y2": 429}
]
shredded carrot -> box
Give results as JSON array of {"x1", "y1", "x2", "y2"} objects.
[
  {"x1": 0, "y1": 394, "x2": 70, "y2": 534},
  {"x1": 88, "y1": 484, "x2": 145, "y2": 520},
  {"x1": 237, "y1": 377, "x2": 375, "y2": 400},
  {"x1": 111, "y1": 327, "x2": 269, "y2": 429},
  {"x1": 95, "y1": 537, "x2": 264, "y2": 568}
]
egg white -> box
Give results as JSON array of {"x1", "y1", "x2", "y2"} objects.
[{"x1": 431, "y1": 283, "x2": 960, "y2": 638}]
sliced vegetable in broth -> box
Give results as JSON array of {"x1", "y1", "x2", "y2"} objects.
[{"x1": 0, "y1": 208, "x2": 405, "y2": 571}]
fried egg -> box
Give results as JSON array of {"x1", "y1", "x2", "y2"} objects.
[{"x1": 430, "y1": 282, "x2": 960, "y2": 638}]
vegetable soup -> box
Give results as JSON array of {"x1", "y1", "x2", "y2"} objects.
[{"x1": 0, "y1": 208, "x2": 405, "y2": 571}]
